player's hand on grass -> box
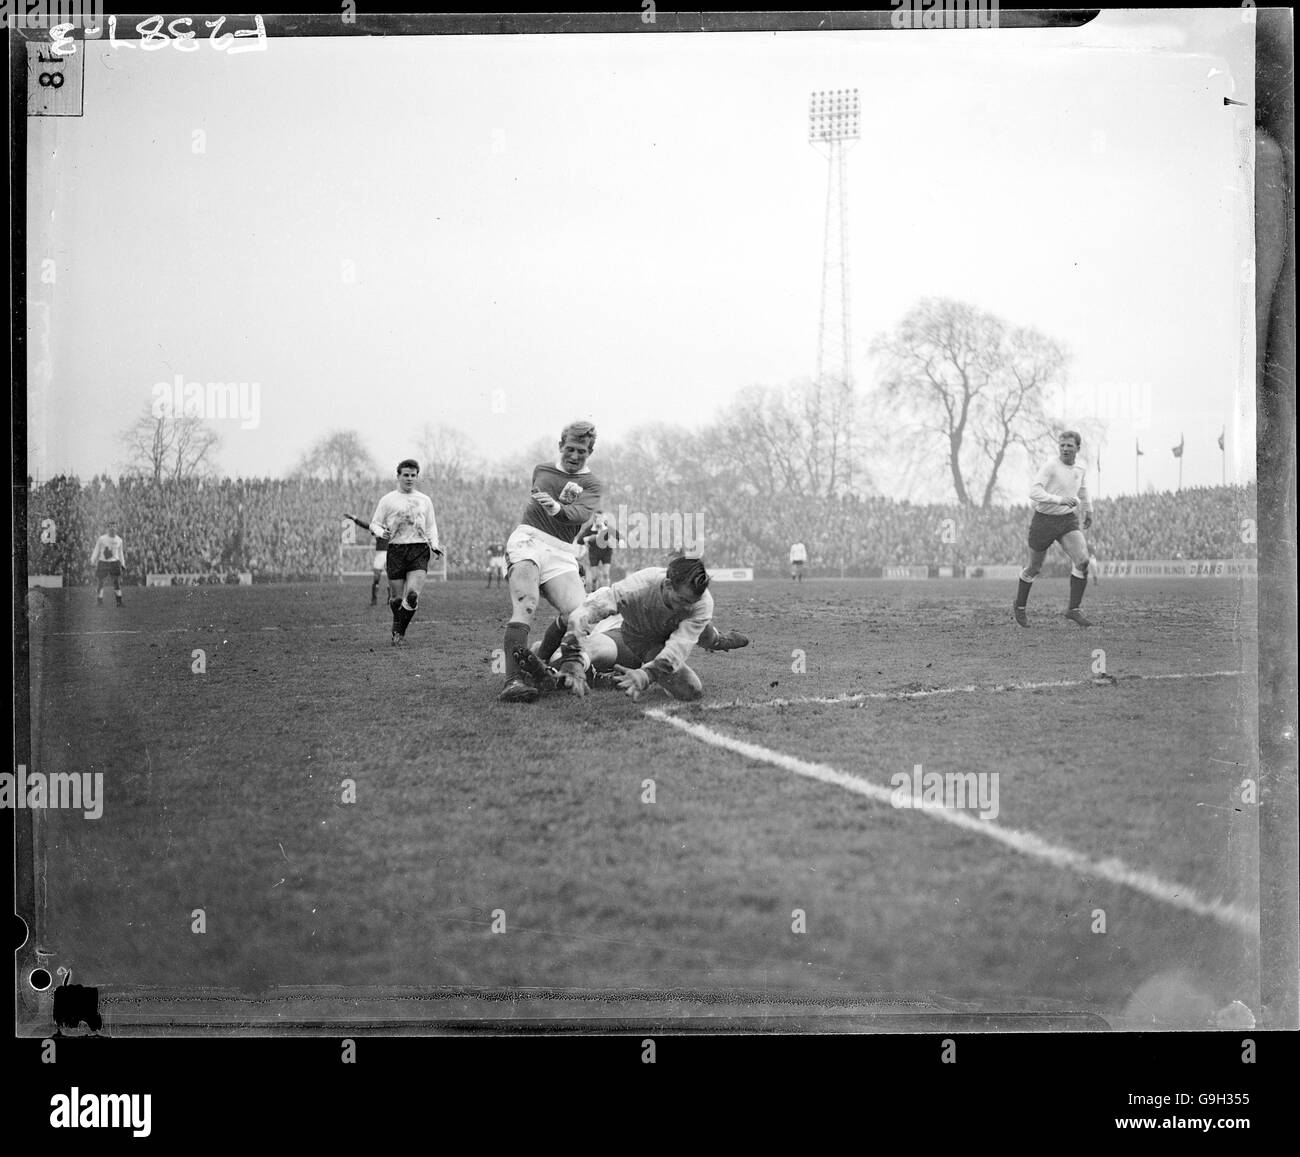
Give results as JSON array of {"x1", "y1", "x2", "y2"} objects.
[{"x1": 612, "y1": 664, "x2": 651, "y2": 700}]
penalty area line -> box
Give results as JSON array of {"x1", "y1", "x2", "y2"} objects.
[
  {"x1": 686, "y1": 670, "x2": 1244, "y2": 713},
  {"x1": 645, "y1": 707, "x2": 1258, "y2": 935}
]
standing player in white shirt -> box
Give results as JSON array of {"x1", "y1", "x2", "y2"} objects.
[
  {"x1": 1014, "y1": 430, "x2": 1095, "y2": 628},
  {"x1": 368, "y1": 459, "x2": 442, "y2": 646},
  {"x1": 89, "y1": 520, "x2": 126, "y2": 607},
  {"x1": 789, "y1": 541, "x2": 807, "y2": 581}
]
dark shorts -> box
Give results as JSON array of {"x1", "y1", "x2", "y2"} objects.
[
  {"x1": 599, "y1": 629, "x2": 650, "y2": 669},
  {"x1": 386, "y1": 542, "x2": 431, "y2": 580},
  {"x1": 588, "y1": 545, "x2": 613, "y2": 565},
  {"x1": 1028, "y1": 511, "x2": 1081, "y2": 552},
  {"x1": 96, "y1": 561, "x2": 122, "y2": 579}
]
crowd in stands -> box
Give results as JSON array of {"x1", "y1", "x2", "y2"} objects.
[{"x1": 26, "y1": 473, "x2": 1257, "y2": 585}]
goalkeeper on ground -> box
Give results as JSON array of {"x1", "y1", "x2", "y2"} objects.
[{"x1": 516, "y1": 555, "x2": 718, "y2": 701}]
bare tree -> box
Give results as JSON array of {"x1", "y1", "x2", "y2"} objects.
[
  {"x1": 972, "y1": 327, "x2": 1065, "y2": 507},
  {"x1": 712, "y1": 379, "x2": 867, "y2": 502},
  {"x1": 292, "y1": 430, "x2": 377, "y2": 484},
  {"x1": 413, "y1": 422, "x2": 482, "y2": 484},
  {"x1": 120, "y1": 404, "x2": 221, "y2": 483},
  {"x1": 873, "y1": 298, "x2": 1069, "y2": 507}
]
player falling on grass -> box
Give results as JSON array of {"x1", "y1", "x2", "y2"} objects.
[
  {"x1": 486, "y1": 539, "x2": 507, "y2": 589},
  {"x1": 517, "y1": 556, "x2": 719, "y2": 702},
  {"x1": 90, "y1": 520, "x2": 126, "y2": 607},
  {"x1": 499, "y1": 420, "x2": 603, "y2": 703},
  {"x1": 368, "y1": 459, "x2": 442, "y2": 646},
  {"x1": 1015, "y1": 430, "x2": 1095, "y2": 628},
  {"x1": 344, "y1": 514, "x2": 390, "y2": 605}
]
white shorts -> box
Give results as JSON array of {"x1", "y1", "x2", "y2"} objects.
[
  {"x1": 506, "y1": 525, "x2": 581, "y2": 586},
  {"x1": 372, "y1": 551, "x2": 387, "y2": 571},
  {"x1": 489, "y1": 555, "x2": 507, "y2": 575}
]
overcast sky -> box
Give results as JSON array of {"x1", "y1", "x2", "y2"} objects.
[{"x1": 26, "y1": 10, "x2": 1256, "y2": 499}]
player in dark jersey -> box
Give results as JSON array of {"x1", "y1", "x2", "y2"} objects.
[
  {"x1": 345, "y1": 514, "x2": 390, "y2": 605},
  {"x1": 585, "y1": 513, "x2": 618, "y2": 592},
  {"x1": 499, "y1": 420, "x2": 604, "y2": 703}
]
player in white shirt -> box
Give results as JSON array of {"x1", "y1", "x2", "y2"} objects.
[
  {"x1": 1014, "y1": 430, "x2": 1095, "y2": 628},
  {"x1": 368, "y1": 459, "x2": 442, "y2": 646},
  {"x1": 789, "y1": 541, "x2": 808, "y2": 581},
  {"x1": 518, "y1": 557, "x2": 715, "y2": 701},
  {"x1": 89, "y1": 521, "x2": 126, "y2": 607}
]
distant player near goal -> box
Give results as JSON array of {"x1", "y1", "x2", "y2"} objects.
[
  {"x1": 499, "y1": 420, "x2": 603, "y2": 703},
  {"x1": 789, "y1": 541, "x2": 807, "y2": 581},
  {"x1": 585, "y1": 512, "x2": 619, "y2": 592},
  {"x1": 1015, "y1": 430, "x2": 1095, "y2": 628},
  {"x1": 90, "y1": 520, "x2": 126, "y2": 607},
  {"x1": 486, "y1": 541, "x2": 507, "y2": 589},
  {"x1": 368, "y1": 459, "x2": 442, "y2": 646},
  {"x1": 344, "y1": 514, "x2": 390, "y2": 605}
]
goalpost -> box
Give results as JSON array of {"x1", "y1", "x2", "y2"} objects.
[{"x1": 338, "y1": 520, "x2": 448, "y2": 580}]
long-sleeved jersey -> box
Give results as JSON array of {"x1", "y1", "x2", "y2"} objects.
[
  {"x1": 569, "y1": 566, "x2": 713, "y2": 676},
  {"x1": 1029, "y1": 460, "x2": 1090, "y2": 517},
  {"x1": 89, "y1": 534, "x2": 124, "y2": 564},
  {"x1": 519, "y1": 463, "x2": 603, "y2": 544},
  {"x1": 370, "y1": 489, "x2": 438, "y2": 547}
]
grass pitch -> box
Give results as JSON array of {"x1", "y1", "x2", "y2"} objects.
[{"x1": 24, "y1": 576, "x2": 1259, "y2": 1027}]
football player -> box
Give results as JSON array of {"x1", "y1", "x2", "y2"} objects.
[
  {"x1": 344, "y1": 513, "x2": 389, "y2": 605},
  {"x1": 498, "y1": 420, "x2": 603, "y2": 702},
  {"x1": 368, "y1": 459, "x2": 442, "y2": 645},
  {"x1": 789, "y1": 541, "x2": 807, "y2": 581},
  {"x1": 89, "y1": 520, "x2": 126, "y2": 607},
  {"x1": 486, "y1": 540, "x2": 507, "y2": 589},
  {"x1": 516, "y1": 556, "x2": 730, "y2": 702},
  {"x1": 1015, "y1": 430, "x2": 1094, "y2": 628}
]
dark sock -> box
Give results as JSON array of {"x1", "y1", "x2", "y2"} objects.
[
  {"x1": 538, "y1": 615, "x2": 566, "y2": 662},
  {"x1": 1069, "y1": 575, "x2": 1086, "y2": 609},
  {"x1": 503, "y1": 622, "x2": 530, "y2": 679},
  {"x1": 390, "y1": 598, "x2": 403, "y2": 626},
  {"x1": 1016, "y1": 579, "x2": 1032, "y2": 607},
  {"x1": 398, "y1": 605, "x2": 416, "y2": 634},
  {"x1": 372, "y1": 577, "x2": 380, "y2": 599}
]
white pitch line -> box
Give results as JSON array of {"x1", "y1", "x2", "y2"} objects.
[
  {"x1": 688, "y1": 670, "x2": 1244, "y2": 712},
  {"x1": 646, "y1": 708, "x2": 1259, "y2": 935}
]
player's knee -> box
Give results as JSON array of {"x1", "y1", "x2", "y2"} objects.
[
  {"x1": 1021, "y1": 564, "x2": 1040, "y2": 580},
  {"x1": 513, "y1": 592, "x2": 539, "y2": 619}
]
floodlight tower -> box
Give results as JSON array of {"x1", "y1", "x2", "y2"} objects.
[{"x1": 809, "y1": 88, "x2": 860, "y2": 491}]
